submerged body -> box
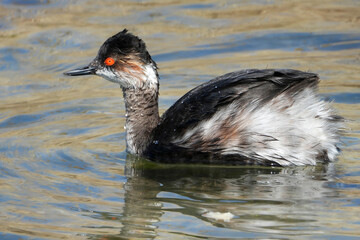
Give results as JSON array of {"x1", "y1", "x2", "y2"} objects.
[{"x1": 64, "y1": 30, "x2": 343, "y2": 166}]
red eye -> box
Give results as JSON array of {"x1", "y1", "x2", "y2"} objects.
[{"x1": 104, "y1": 57, "x2": 115, "y2": 66}]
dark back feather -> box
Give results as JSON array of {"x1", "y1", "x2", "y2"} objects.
[{"x1": 145, "y1": 69, "x2": 319, "y2": 164}]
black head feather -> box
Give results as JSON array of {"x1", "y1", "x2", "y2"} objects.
[{"x1": 96, "y1": 29, "x2": 153, "y2": 64}]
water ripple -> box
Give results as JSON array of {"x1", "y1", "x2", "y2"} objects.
[{"x1": 154, "y1": 32, "x2": 360, "y2": 62}]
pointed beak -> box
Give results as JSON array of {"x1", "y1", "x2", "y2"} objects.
[{"x1": 63, "y1": 65, "x2": 97, "y2": 76}]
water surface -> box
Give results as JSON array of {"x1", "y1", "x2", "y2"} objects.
[{"x1": 0, "y1": 0, "x2": 359, "y2": 239}]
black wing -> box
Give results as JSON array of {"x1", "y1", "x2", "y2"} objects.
[{"x1": 145, "y1": 69, "x2": 319, "y2": 164}]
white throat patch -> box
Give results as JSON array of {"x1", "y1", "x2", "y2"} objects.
[{"x1": 96, "y1": 62, "x2": 158, "y2": 90}]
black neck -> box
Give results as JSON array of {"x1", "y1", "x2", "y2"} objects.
[{"x1": 122, "y1": 86, "x2": 160, "y2": 154}]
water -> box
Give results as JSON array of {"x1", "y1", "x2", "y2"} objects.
[{"x1": 0, "y1": 0, "x2": 359, "y2": 239}]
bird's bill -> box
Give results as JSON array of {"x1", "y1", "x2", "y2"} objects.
[{"x1": 63, "y1": 65, "x2": 96, "y2": 76}]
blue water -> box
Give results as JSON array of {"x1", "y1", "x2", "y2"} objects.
[
  {"x1": 154, "y1": 32, "x2": 360, "y2": 62},
  {"x1": 0, "y1": 0, "x2": 359, "y2": 239}
]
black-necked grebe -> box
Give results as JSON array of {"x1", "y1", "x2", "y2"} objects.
[{"x1": 64, "y1": 29, "x2": 343, "y2": 166}]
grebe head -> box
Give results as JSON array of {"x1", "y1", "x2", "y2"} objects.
[{"x1": 64, "y1": 29, "x2": 158, "y2": 90}]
